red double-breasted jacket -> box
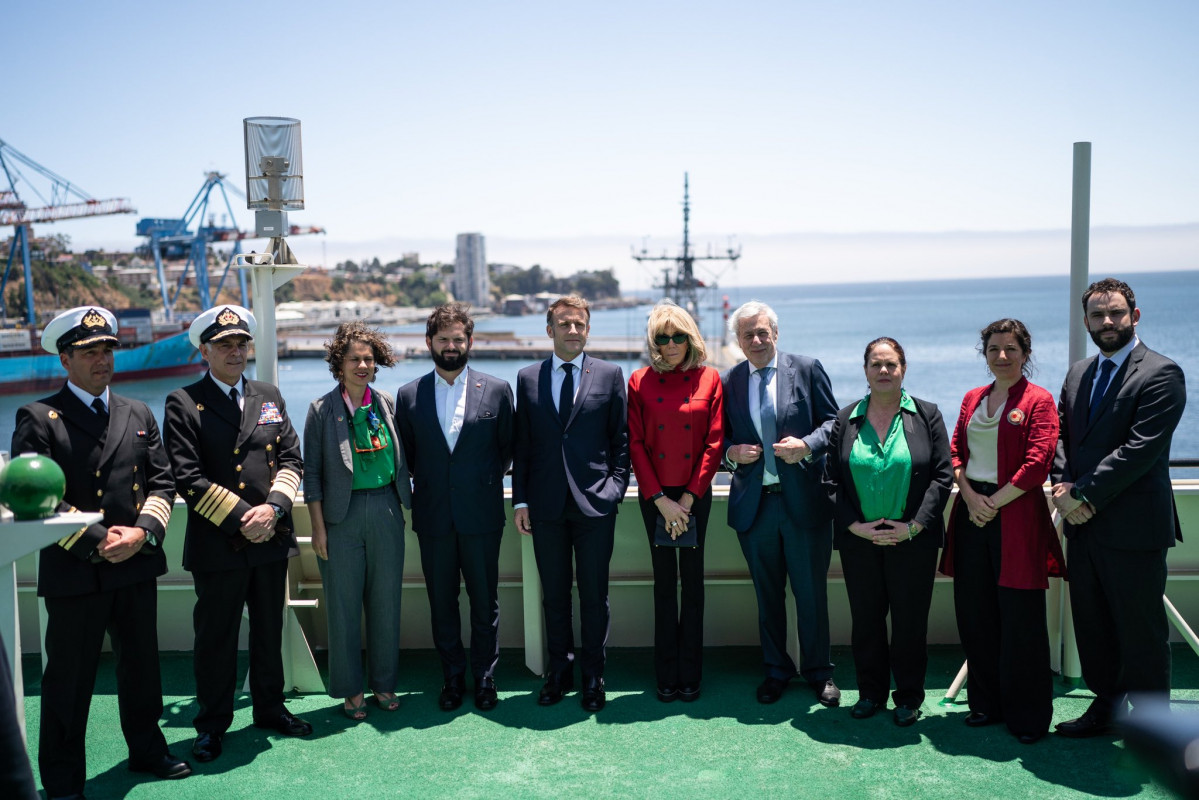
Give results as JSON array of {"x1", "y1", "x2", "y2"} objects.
[{"x1": 628, "y1": 365, "x2": 724, "y2": 499}]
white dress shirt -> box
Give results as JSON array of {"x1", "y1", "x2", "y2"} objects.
[
  {"x1": 434, "y1": 368, "x2": 469, "y2": 452},
  {"x1": 67, "y1": 381, "x2": 110, "y2": 413}
]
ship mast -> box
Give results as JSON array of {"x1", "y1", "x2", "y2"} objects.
[{"x1": 632, "y1": 173, "x2": 740, "y2": 342}]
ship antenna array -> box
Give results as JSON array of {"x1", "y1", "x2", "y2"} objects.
[{"x1": 631, "y1": 173, "x2": 740, "y2": 343}]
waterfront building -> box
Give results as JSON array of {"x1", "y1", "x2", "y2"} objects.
[{"x1": 454, "y1": 232, "x2": 490, "y2": 307}]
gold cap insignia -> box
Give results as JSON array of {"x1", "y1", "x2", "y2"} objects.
[
  {"x1": 217, "y1": 307, "x2": 241, "y2": 326},
  {"x1": 82, "y1": 309, "x2": 106, "y2": 329}
]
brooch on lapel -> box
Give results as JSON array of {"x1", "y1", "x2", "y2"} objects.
[
  {"x1": 1007, "y1": 408, "x2": 1025, "y2": 425},
  {"x1": 48, "y1": 410, "x2": 58, "y2": 419},
  {"x1": 258, "y1": 402, "x2": 283, "y2": 425},
  {"x1": 196, "y1": 403, "x2": 205, "y2": 411}
]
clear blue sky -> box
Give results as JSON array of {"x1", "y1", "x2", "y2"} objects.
[{"x1": 4, "y1": 0, "x2": 1197, "y2": 289}]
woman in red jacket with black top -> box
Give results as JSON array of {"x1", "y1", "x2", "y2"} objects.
[
  {"x1": 628, "y1": 300, "x2": 725, "y2": 702},
  {"x1": 940, "y1": 318, "x2": 1065, "y2": 744}
]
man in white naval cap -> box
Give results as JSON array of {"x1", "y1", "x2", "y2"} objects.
[
  {"x1": 162, "y1": 305, "x2": 309, "y2": 764},
  {"x1": 12, "y1": 306, "x2": 191, "y2": 798}
]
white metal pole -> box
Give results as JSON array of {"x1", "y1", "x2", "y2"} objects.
[{"x1": 1059, "y1": 141, "x2": 1092, "y2": 683}]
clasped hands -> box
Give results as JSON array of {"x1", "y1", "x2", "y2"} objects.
[
  {"x1": 728, "y1": 436, "x2": 810, "y2": 466},
  {"x1": 240, "y1": 503, "x2": 278, "y2": 544},
  {"x1": 654, "y1": 494, "x2": 693, "y2": 540},
  {"x1": 98, "y1": 525, "x2": 147, "y2": 563},
  {"x1": 1050, "y1": 482, "x2": 1096, "y2": 525},
  {"x1": 850, "y1": 519, "x2": 912, "y2": 546}
]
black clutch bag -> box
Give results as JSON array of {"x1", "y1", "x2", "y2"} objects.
[{"x1": 654, "y1": 515, "x2": 698, "y2": 548}]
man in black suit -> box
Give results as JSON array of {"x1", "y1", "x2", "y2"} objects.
[
  {"x1": 396, "y1": 303, "x2": 514, "y2": 712},
  {"x1": 163, "y1": 305, "x2": 309, "y2": 763},
  {"x1": 721, "y1": 301, "x2": 841, "y2": 707},
  {"x1": 12, "y1": 306, "x2": 190, "y2": 799},
  {"x1": 1052, "y1": 277, "x2": 1186, "y2": 737},
  {"x1": 512, "y1": 295, "x2": 630, "y2": 711}
]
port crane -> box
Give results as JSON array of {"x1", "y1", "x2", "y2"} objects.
[
  {"x1": 137, "y1": 172, "x2": 324, "y2": 319},
  {"x1": 632, "y1": 173, "x2": 741, "y2": 344},
  {"x1": 0, "y1": 137, "x2": 136, "y2": 326}
]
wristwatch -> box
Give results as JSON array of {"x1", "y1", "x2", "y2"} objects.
[
  {"x1": 648, "y1": 491, "x2": 666, "y2": 503},
  {"x1": 907, "y1": 522, "x2": 918, "y2": 539},
  {"x1": 268, "y1": 503, "x2": 284, "y2": 520}
]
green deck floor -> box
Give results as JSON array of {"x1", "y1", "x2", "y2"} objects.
[{"x1": 19, "y1": 644, "x2": 1198, "y2": 799}]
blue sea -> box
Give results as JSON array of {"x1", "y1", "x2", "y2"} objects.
[{"x1": 3, "y1": 271, "x2": 1197, "y2": 466}]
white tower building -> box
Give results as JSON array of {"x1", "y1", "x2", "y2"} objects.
[{"x1": 454, "y1": 232, "x2": 489, "y2": 307}]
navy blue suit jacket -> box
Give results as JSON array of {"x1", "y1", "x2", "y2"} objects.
[
  {"x1": 1053, "y1": 340, "x2": 1186, "y2": 550},
  {"x1": 395, "y1": 367, "x2": 515, "y2": 536},
  {"x1": 512, "y1": 354, "x2": 630, "y2": 520},
  {"x1": 721, "y1": 352, "x2": 838, "y2": 533}
]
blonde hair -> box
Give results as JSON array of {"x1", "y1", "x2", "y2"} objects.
[{"x1": 647, "y1": 300, "x2": 707, "y2": 373}]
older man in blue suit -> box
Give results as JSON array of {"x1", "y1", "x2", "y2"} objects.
[
  {"x1": 512, "y1": 295, "x2": 630, "y2": 712},
  {"x1": 396, "y1": 304, "x2": 514, "y2": 712},
  {"x1": 722, "y1": 301, "x2": 840, "y2": 707}
]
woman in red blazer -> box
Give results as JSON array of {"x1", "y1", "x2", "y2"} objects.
[
  {"x1": 628, "y1": 300, "x2": 724, "y2": 702},
  {"x1": 939, "y1": 318, "x2": 1065, "y2": 744}
]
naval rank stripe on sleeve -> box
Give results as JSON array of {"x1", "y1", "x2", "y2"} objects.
[
  {"x1": 56, "y1": 505, "x2": 87, "y2": 550},
  {"x1": 270, "y1": 468, "x2": 301, "y2": 502},
  {"x1": 57, "y1": 527, "x2": 87, "y2": 550},
  {"x1": 195, "y1": 485, "x2": 240, "y2": 527},
  {"x1": 141, "y1": 495, "x2": 173, "y2": 530}
]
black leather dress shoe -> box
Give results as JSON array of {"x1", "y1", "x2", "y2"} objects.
[
  {"x1": 1055, "y1": 710, "x2": 1113, "y2": 738},
  {"x1": 129, "y1": 752, "x2": 193, "y2": 779},
  {"x1": 679, "y1": 684, "x2": 701, "y2": 703},
  {"x1": 191, "y1": 732, "x2": 223, "y2": 763},
  {"x1": 581, "y1": 676, "x2": 606, "y2": 712},
  {"x1": 475, "y1": 677, "x2": 498, "y2": 711},
  {"x1": 965, "y1": 711, "x2": 998, "y2": 727},
  {"x1": 1018, "y1": 731, "x2": 1045, "y2": 744},
  {"x1": 893, "y1": 705, "x2": 922, "y2": 727},
  {"x1": 538, "y1": 675, "x2": 573, "y2": 706},
  {"x1": 253, "y1": 709, "x2": 313, "y2": 737},
  {"x1": 812, "y1": 679, "x2": 841, "y2": 707},
  {"x1": 657, "y1": 685, "x2": 678, "y2": 703},
  {"x1": 851, "y1": 698, "x2": 883, "y2": 719},
  {"x1": 440, "y1": 675, "x2": 466, "y2": 711},
  {"x1": 756, "y1": 676, "x2": 789, "y2": 704}
]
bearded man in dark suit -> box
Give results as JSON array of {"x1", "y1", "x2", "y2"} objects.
[
  {"x1": 12, "y1": 306, "x2": 190, "y2": 799},
  {"x1": 396, "y1": 303, "x2": 514, "y2": 712},
  {"x1": 1052, "y1": 277, "x2": 1186, "y2": 737}
]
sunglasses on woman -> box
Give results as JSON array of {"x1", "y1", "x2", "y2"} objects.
[{"x1": 654, "y1": 333, "x2": 688, "y2": 346}]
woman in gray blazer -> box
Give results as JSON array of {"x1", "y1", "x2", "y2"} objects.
[{"x1": 304, "y1": 322, "x2": 412, "y2": 720}]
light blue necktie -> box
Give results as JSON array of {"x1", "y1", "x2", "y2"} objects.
[{"x1": 757, "y1": 367, "x2": 777, "y2": 480}]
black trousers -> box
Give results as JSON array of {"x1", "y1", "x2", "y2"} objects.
[
  {"x1": 952, "y1": 500, "x2": 1052, "y2": 737},
  {"x1": 192, "y1": 558, "x2": 288, "y2": 734},
  {"x1": 40, "y1": 580, "x2": 167, "y2": 798},
  {"x1": 417, "y1": 527, "x2": 503, "y2": 682},
  {"x1": 839, "y1": 540, "x2": 937, "y2": 708},
  {"x1": 638, "y1": 487, "x2": 711, "y2": 688},
  {"x1": 1067, "y1": 533, "x2": 1170, "y2": 712},
  {"x1": 530, "y1": 493, "x2": 615, "y2": 680}
]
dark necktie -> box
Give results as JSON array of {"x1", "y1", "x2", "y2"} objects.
[
  {"x1": 230, "y1": 387, "x2": 241, "y2": 410},
  {"x1": 1088, "y1": 359, "x2": 1115, "y2": 421},
  {"x1": 757, "y1": 367, "x2": 777, "y2": 480},
  {"x1": 559, "y1": 364, "x2": 575, "y2": 425},
  {"x1": 91, "y1": 397, "x2": 108, "y2": 421}
]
